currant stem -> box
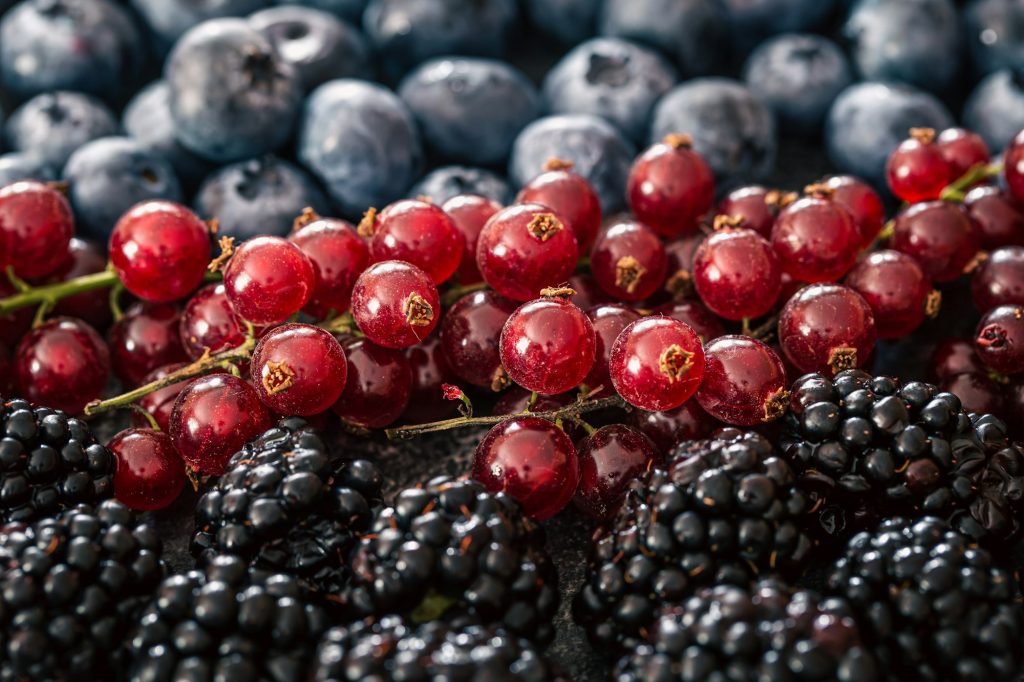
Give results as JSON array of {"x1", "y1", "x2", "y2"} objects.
[
  {"x1": 939, "y1": 162, "x2": 1003, "y2": 203},
  {"x1": 0, "y1": 268, "x2": 120, "y2": 316},
  {"x1": 441, "y1": 281, "x2": 488, "y2": 307}
]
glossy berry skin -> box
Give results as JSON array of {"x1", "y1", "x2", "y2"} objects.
[
  {"x1": 778, "y1": 284, "x2": 877, "y2": 376},
  {"x1": 14, "y1": 317, "x2": 109, "y2": 415},
  {"x1": 493, "y1": 387, "x2": 574, "y2": 416},
  {"x1": 351, "y1": 260, "x2": 440, "y2": 349},
  {"x1": 717, "y1": 186, "x2": 779, "y2": 238},
  {"x1": 476, "y1": 203, "x2": 578, "y2": 302},
  {"x1": 499, "y1": 296, "x2": 596, "y2": 395},
  {"x1": 251, "y1": 323, "x2": 347, "y2": 415},
  {"x1": 133, "y1": 363, "x2": 194, "y2": 432},
  {"x1": 473, "y1": 416, "x2": 579, "y2": 520},
  {"x1": 108, "y1": 303, "x2": 188, "y2": 387},
  {"x1": 964, "y1": 186, "x2": 1024, "y2": 250},
  {"x1": 771, "y1": 195, "x2": 860, "y2": 283},
  {"x1": 367, "y1": 199, "x2": 464, "y2": 284},
  {"x1": 223, "y1": 236, "x2": 316, "y2": 325},
  {"x1": 940, "y1": 372, "x2": 1004, "y2": 416},
  {"x1": 109, "y1": 201, "x2": 210, "y2": 303},
  {"x1": 332, "y1": 336, "x2": 413, "y2": 428},
  {"x1": 1006, "y1": 131, "x2": 1024, "y2": 203},
  {"x1": 403, "y1": 335, "x2": 457, "y2": 424},
  {"x1": 629, "y1": 400, "x2": 716, "y2": 453},
  {"x1": 568, "y1": 273, "x2": 610, "y2": 311},
  {"x1": 626, "y1": 135, "x2": 714, "y2": 238},
  {"x1": 589, "y1": 220, "x2": 667, "y2": 302},
  {"x1": 290, "y1": 217, "x2": 369, "y2": 317},
  {"x1": 441, "y1": 194, "x2": 502, "y2": 285},
  {"x1": 973, "y1": 247, "x2": 1024, "y2": 311},
  {"x1": 109, "y1": 428, "x2": 186, "y2": 511},
  {"x1": 693, "y1": 228, "x2": 781, "y2": 321},
  {"x1": 936, "y1": 128, "x2": 990, "y2": 180},
  {"x1": 696, "y1": 335, "x2": 789, "y2": 426},
  {"x1": 975, "y1": 305, "x2": 1024, "y2": 375},
  {"x1": 49, "y1": 239, "x2": 112, "y2": 331},
  {"x1": 844, "y1": 250, "x2": 935, "y2": 339},
  {"x1": 891, "y1": 201, "x2": 979, "y2": 283},
  {"x1": 609, "y1": 316, "x2": 705, "y2": 411},
  {"x1": 516, "y1": 165, "x2": 602, "y2": 253},
  {"x1": 931, "y1": 338, "x2": 985, "y2": 382},
  {"x1": 0, "y1": 180, "x2": 74, "y2": 279},
  {"x1": 441, "y1": 289, "x2": 518, "y2": 391},
  {"x1": 584, "y1": 304, "x2": 641, "y2": 392},
  {"x1": 574, "y1": 424, "x2": 660, "y2": 520},
  {"x1": 824, "y1": 175, "x2": 885, "y2": 248},
  {"x1": 179, "y1": 283, "x2": 248, "y2": 360},
  {"x1": 652, "y1": 300, "x2": 725, "y2": 344},
  {"x1": 885, "y1": 131, "x2": 952, "y2": 203},
  {"x1": 169, "y1": 374, "x2": 273, "y2": 476},
  {"x1": 662, "y1": 232, "x2": 704, "y2": 300}
]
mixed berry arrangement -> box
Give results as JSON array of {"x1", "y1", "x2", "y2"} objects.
[{"x1": 0, "y1": 0, "x2": 1023, "y2": 680}]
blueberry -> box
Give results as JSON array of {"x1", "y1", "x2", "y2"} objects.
[
  {"x1": 843, "y1": 0, "x2": 962, "y2": 95},
  {"x1": 724, "y1": 0, "x2": 839, "y2": 54},
  {"x1": 0, "y1": 153, "x2": 56, "y2": 186},
  {"x1": 825, "y1": 81, "x2": 954, "y2": 188},
  {"x1": 963, "y1": 0, "x2": 1024, "y2": 77},
  {"x1": 0, "y1": 0, "x2": 145, "y2": 103},
  {"x1": 130, "y1": 0, "x2": 270, "y2": 55},
  {"x1": 408, "y1": 166, "x2": 511, "y2": 205},
  {"x1": 399, "y1": 58, "x2": 540, "y2": 167},
  {"x1": 523, "y1": 0, "x2": 599, "y2": 46},
  {"x1": 509, "y1": 114, "x2": 635, "y2": 214},
  {"x1": 363, "y1": 0, "x2": 518, "y2": 79},
  {"x1": 963, "y1": 69, "x2": 1024, "y2": 153},
  {"x1": 166, "y1": 18, "x2": 302, "y2": 164},
  {"x1": 542, "y1": 37, "x2": 678, "y2": 144},
  {"x1": 5, "y1": 92, "x2": 119, "y2": 170},
  {"x1": 195, "y1": 156, "x2": 330, "y2": 239},
  {"x1": 62, "y1": 136, "x2": 182, "y2": 239},
  {"x1": 298, "y1": 79, "x2": 424, "y2": 218},
  {"x1": 650, "y1": 78, "x2": 777, "y2": 191},
  {"x1": 742, "y1": 33, "x2": 853, "y2": 134},
  {"x1": 249, "y1": 5, "x2": 371, "y2": 91},
  {"x1": 286, "y1": 0, "x2": 367, "y2": 23},
  {"x1": 599, "y1": 0, "x2": 730, "y2": 78}
]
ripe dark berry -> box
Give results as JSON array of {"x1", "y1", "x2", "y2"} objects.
[
  {"x1": 771, "y1": 190, "x2": 860, "y2": 283},
  {"x1": 109, "y1": 428, "x2": 185, "y2": 511},
  {"x1": 778, "y1": 284, "x2": 877, "y2": 375},
  {"x1": 516, "y1": 159, "x2": 602, "y2": 252},
  {"x1": 1005, "y1": 130, "x2": 1024, "y2": 202},
  {"x1": 936, "y1": 127, "x2": 990, "y2": 180},
  {"x1": 964, "y1": 186, "x2": 1024, "y2": 250},
  {"x1": 975, "y1": 304, "x2": 1024, "y2": 375},
  {"x1": 972, "y1": 246, "x2": 1024, "y2": 311},
  {"x1": 179, "y1": 283, "x2": 248, "y2": 359},
  {"x1": 693, "y1": 226, "x2": 781, "y2": 321},
  {"x1": 223, "y1": 235, "x2": 316, "y2": 325},
  {"x1": 590, "y1": 219, "x2": 667, "y2": 302},
  {"x1": 629, "y1": 400, "x2": 716, "y2": 453},
  {"x1": 441, "y1": 194, "x2": 502, "y2": 285},
  {"x1": 15, "y1": 317, "x2": 110, "y2": 415},
  {"x1": 351, "y1": 260, "x2": 440, "y2": 349},
  {"x1": 626, "y1": 133, "x2": 714, "y2": 238},
  {"x1": 653, "y1": 299, "x2": 725, "y2": 343},
  {"x1": 697, "y1": 335, "x2": 789, "y2": 425},
  {"x1": 441, "y1": 289, "x2": 518, "y2": 391},
  {"x1": 885, "y1": 128, "x2": 952, "y2": 203},
  {"x1": 584, "y1": 304, "x2": 641, "y2": 392},
  {"x1": 251, "y1": 323, "x2": 348, "y2": 415},
  {"x1": 845, "y1": 250, "x2": 937, "y2": 339},
  {"x1": 108, "y1": 302, "x2": 188, "y2": 386},
  {"x1": 332, "y1": 336, "x2": 412, "y2": 428},
  {"x1": 574, "y1": 424, "x2": 660, "y2": 520},
  {"x1": 364, "y1": 199, "x2": 464, "y2": 284},
  {"x1": 931, "y1": 338, "x2": 986, "y2": 381},
  {"x1": 891, "y1": 201, "x2": 979, "y2": 283},
  {"x1": 824, "y1": 174, "x2": 885, "y2": 247},
  {"x1": 609, "y1": 316, "x2": 705, "y2": 411},
  {"x1": 0, "y1": 180, "x2": 73, "y2": 279},
  {"x1": 716, "y1": 185, "x2": 783, "y2": 237},
  {"x1": 290, "y1": 215, "x2": 369, "y2": 317}
]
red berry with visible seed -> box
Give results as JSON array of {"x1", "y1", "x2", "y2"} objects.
[
  {"x1": 652, "y1": 299, "x2": 725, "y2": 344},
  {"x1": 290, "y1": 216, "x2": 369, "y2": 318},
  {"x1": 1006, "y1": 130, "x2": 1024, "y2": 202},
  {"x1": 972, "y1": 246, "x2": 1024, "y2": 311},
  {"x1": 590, "y1": 220, "x2": 668, "y2": 302},
  {"x1": 441, "y1": 289, "x2": 518, "y2": 391},
  {"x1": 975, "y1": 304, "x2": 1024, "y2": 375},
  {"x1": 936, "y1": 127, "x2": 990, "y2": 180},
  {"x1": 630, "y1": 400, "x2": 716, "y2": 453},
  {"x1": 891, "y1": 201, "x2": 979, "y2": 283},
  {"x1": 14, "y1": 317, "x2": 109, "y2": 415},
  {"x1": 940, "y1": 372, "x2": 1004, "y2": 416},
  {"x1": 365, "y1": 199, "x2": 464, "y2": 284},
  {"x1": 964, "y1": 186, "x2": 1024, "y2": 250},
  {"x1": 696, "y1": 335, "x2": 788, "y2": 426},
  {"x1": 442, "y1": 194, "x2": 502, "y2": 285},
  {"x1": 627, "y1": 133, "x2": 714, "y2": 238},
  {"x1": 179, "y1": 283, "x2": 248, "y2": 360},
  {"x1": 351, "y1": 260, "x2": 440, "y2": 349},
  {"x1": 108, "y1": 302, "x2": 188, "y2": 386},
  {"x1": 251, "y1": 323, "x2": 348, "y2": 416},
  {"x1": 110, "y1": 428, "x2": 186, "y2": 511},
  {"x1": 717, "y1": 185, "x2": 780, "y2": 238},
  {"x1": 223, "y1": 235, "x2": 315, "y2": 325},
  {"x1": 48, "y1": 238, "x2": 112, "y2": 331},
  {"x1": 771, "y1": 191, "x2": 860, "y2": 283},
  {"x1": 824, "y1": 175, "x2": 885, "y2": 247},
  {"x1": 931, "y1": 338, "x2": 985, "y2": 381},
  {"x1": 778, "y1": 284, "x2": 877, "y2": 375},
  {"x1": 0, "y1": 180, "x2": 74, "y2": 279},
  {"x1": 844, "y1": 250, "x2": 937, "y2": 339},
  {"x1": 693, "y1": 227, "x2": 781, "y2": 321},
  {"x1": 331, "y1": 336, "x2": 412, "y2": 428},
  {"x1": 517, "y1": 160, "x2": 601, "y2": 252},
  {"x1": 609, "y1": 316, "x2": 705, "y2": 411},
  {"x1": 573, "y1": 424, "x2": 660, "y2": 520},
  {"x1": 403, "y1": 335, "x2": 458, "y2": 424},
  {"x1": 885, "y1": 128, "x2": 952, "y2": 203},
  {"x1": 584, "y1": 304, "x2": 641, "y2": 392}
]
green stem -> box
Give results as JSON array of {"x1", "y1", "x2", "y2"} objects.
[
  {"x1": 0, "y1": 268, "x2": 120, "y2": 316},
  {"x1": 441, "y1": 281, "x2": 488, "y2": 307},
  {"x1": 939, "y1": 162, "x2": 1003, "y2": 203}
]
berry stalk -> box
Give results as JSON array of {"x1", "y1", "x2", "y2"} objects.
[
  {"x1": 940, "y1": 162, "x2": 1003, "y2": 202},
  {"x1": 1, "y1": 266, "x2": 120, "y2": 316}
]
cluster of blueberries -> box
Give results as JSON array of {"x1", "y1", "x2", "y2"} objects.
[{"x1": 0, "y1": 0, "x2": 1019, "y2": 242}]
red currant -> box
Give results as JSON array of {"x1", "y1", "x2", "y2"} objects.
[
  {"x1": 964, "y1": 186, "x2": 1024, "y2": 250},
  {"x1": 589, "y1": 220, "x2": 667, "y2": 302},
  {"x1": 940, "y1": 372, "x2": 1004, "y2": 416},
  {"x1": 47, "y1": 239, "x2": 112, "y2": 331},
  {"x1": 567, "y1": 273, "x2": 610, "y2": 311},
  {"x1": 975, "y1": 304, "x2": 1024, "y2": 375},
  {"x1": 652, "y1": 300, "x2": 725, "y2": 343},
  {"x1": 0, "y1": 180, "x2": 73, "y2": 279},
  {"x1": 364, "y1": 199, "x2": 464, "y2": 284},
  {"x1": 771, "y1": 190, "x2": 860, "y2": 283},
  {"x1": 573, "y1": 424, "x2": 660, "y2": 520},
  {"x1": 630, "y1": 400, "x2": 716, "y2": 453},
  {"x1": 493, "y1": 386, "x2": 574, "y2": 415},
  {"x1": 223, "y1": 235, "x2": 316, "y2": 325},
  {"x1": 693, "y1": 227, "x2": 781, "y2": 321},
  {"x1": 351, "y1": 260, "x2": 440, "y2": 349},
  {"x1": 936, "y1": 127, "x2": 990, "y2": 180},
  {"x1": 109, "y1": 302, "x2": 188, "y2": 386},
  {"x1": 1006, "y1": 130, "x2": 1024, "y2": 203},
  {"x1": 844, "y1": 250, "x2": 937, "y2": 339},
  {"x1": 0, "y1": 277, "x2": 33, "y2": 347},
  {"x1": 516, "y1": 160, "x2": 601, "y2": 253},
  {"x1": 931, "y1": 338, "x2": 985, "y2": 382},
  {"x1": 473, "y1": 416, "x2": 579, "y2": 520},
  {"x1": 972, "y1": 246, "x2": 1024, "y2": 311},
  {"x1": 14, "y1": 317, "x2": 109, "y2": 415},
  {"x1": 627, "y1": 133, "x2": 714, "y2": 238},
  {"x1": 717, "y1": 185, "x2": 782, "y2": 238},
  {"x1": 441, "y1": 194, "x2": 502, "y2": 285},
  {"x1": 403, "y1": 334, "x2": 457, "y2": 424},
  {"x1": 133, "y1": 362, "x2": 206, "y2": 432},
  {"x1": 179, "y1": 283, "x2": 248, "y2": 360},
  {"x1": 609, "y1": 316, "x2": 705, "y2": 411},
  {"x1": 696, "y1": 335, "x2": 789, "y2": 426},
  {"x1": 251, "y1": 323, "x2": 348, "y2": 415},
  {"x1": 331, "y1": 336, "x2": 412, "y2": 428},
  {"x1": 109, "y1": 428, "x2": 186, "y2": 511},
  {"x1": 885, "y1": 128, "x2": 952, "y2": 203},
  {"x1": 891, "y1": 201, "x2": 979, "y2": 283},
  {"x1": 290, "y1": 216, "x2": 369, "y2": 318},
  {"x1": 778, "y1": 284, "x2": 877, "y2": 375},
  {"x1": 824, "y1": 175, "x2": 884, "y2": 247},
  {"x1": 441, "y1": 289, "x2": 518, "y2": 391},
  {"x1": 662, "y1": 233, "x2": 704, "y2": 299},
  {"x1": 584, "y1": 304, "x2": 641, "y2": 392}
]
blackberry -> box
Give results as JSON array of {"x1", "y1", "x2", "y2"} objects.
[
  {"x1": 0, "y1": 398, "x2": 114, "y2": 522},
  {"x1": 780, "y1": 370, "x2": 1024, "y2": 543},
  {"x1": 0, "y1": 500, "x2": 164, "y2": 680},
  {"x1": 573, "y1": 430, "x2": 813, "y2": 652},
  {"x1": 129, "y1": 554, "x2": 327, "y2": 682},
  {"x1": 827, "y1": 517, "x2": 1024, "y2": 681},
  {"x1": 191, "y1": 418, "x2": 383, "y2": 594},
  {"x1": 312, "y1": 615, "x2": 564, "y2": 681},
  {"x1": 342, "y1": 477, "x2": 559, "y2": 644},
  {"x1": 614, "y1": 580, "x2": 879, "y2": 682}
]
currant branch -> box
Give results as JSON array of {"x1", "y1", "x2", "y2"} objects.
[{"x1": 939, "y1": 162, "x2": 1003, "y2": 203}]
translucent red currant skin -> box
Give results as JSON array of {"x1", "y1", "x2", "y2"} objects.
[
  {"x1": 516, "y1": 167, "x2": 602, "y2": 253},
  {"x1": 476, "y1": 203, "x2": 578, "y2": 302},
  {"x1": 940, "y1": 373, "x2": 1004, "y2": 416},
  {"x1": 931, "y1": 338, "x2": 985, "y2": 381},
  {"x1": 936, "y1": 127, "x2": 990, "y2": 180},
  {"x1": 0, "y1": 180, "x2": 74, "y2": 279},
  {"x1": 493, "y1": 387, "x2": 574, "y2": 415},
  {"x1": 693, "y1": 227, "x2": 781, "y2": 321},
  {"x1": 590, "y1": 220, "x2": 668, "y2": 302},
  {"x1": 251, "y1": 323, "x2": 348, "y2": 416},
  {"x1": 1006, "y1": 131, "x2": 1024, "y2": 203},
  {"x1": 573, "y1": 424, "x2": 660, "y2": 520},
  {"x1": 402, "y1": 334, "x2": 458, "y2": 424},
  {"x1": 778, "y1": 284, "x2": 877, "y2": 376},
  {"x1": 15, "y1": 317, "x2": 110, "y2": 415},
  {"x1": 48, "y1": 239, "x2": 112, "y2": 331},
  {"x1": 696, "y1": 335, "x2": 789, "y2": 426},
  {"x1": 473, "y1": 416, "x2": 579, "y2": 520},
  {"x1": 885, "y1": 132, "x2": 952, "y2": 203},
  {"x1": 964, "y1": 186, "x2": 1024, "y2": 250},
  {"x1": 609, "y1": 316, "x2": 705, "y2": 411},
  {"x1": 662, "y1": 233, "x2": 704, "y2": 300},
  {"x1": 133, "y1": 363, "x2": 193, "y2": 431},
  {"x1": 367, "y1": 199, "x2": 464, "y2": 284},
  {"x1": 441, "y1": 194, "x2": 502, "y2": 285},
  {"x1": 109, "y1": 428, "x2": 186, "y2": 511},
  {"x1": 290, "y1": 217, "x2": 369, "y2": 318},
  {"x1": 109, "y1": 302, "x2": 189, "y2": 386},
  {"x1": 331, "y1": 336, "x2": 413, "y2": 428},
  {"x1": 499, "y1": 296, "x2": 596, "y2": 395},
  {"x1": 891, "y1": 201, "x2": 979, "y2": 283},
  {"x1": 844, "y1": 250, "x2": 935, "y2": 339},
  {"x1": 652, "y1": 300, "x2": 725, "y2": 344},
  {"x1": 441, "y1": 289, "x2": 518, "y2": 391},
  {"x1": 717, "y1": 185, "x2": 775, "y2": 237},
  {"x1": 824, "y1": 175, "x2": 885, "y2": 247},
  {"x1": 770, "y1": 195, "x2": 860, "y2": 283},
  {"x1": 972, "y1": 247, "x2": 1024, "y2": 311},
  {"x1": 351, "y1": 260, "x2": 440, "y2": 349},
  {"x1": 109, "y1": 201, "x2": 210, "y2": 303},
  {"x1": 627, "y1": 135, "x2": 715, "y2": 238},
  {"x1": 629, "y1": 400, "x2": 716, "y2": 453},
  {"x1": 223, "y1": 235, "x2": 316, "y2": 325},
  {"x1": 179, "y1": 283, "x2": 248, "y2": 360},
  {"x1": 975, "y1": 304, "x2": 1024, "y2": 375},
  {"x1": 568, "y1": 273, "x2": 610, "y2": 311},
  {"x1": 584, "y1": 304, "x2": 641, "y2": 392}
]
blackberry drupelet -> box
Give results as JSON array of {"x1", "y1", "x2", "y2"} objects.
[
  {"x1": 192, "y1": 418, "x2": 383, "y2": 594},
  {"x1": 780, "y1": 370, "x2": 1024, "y2": 544},
  {"x1": 828, "y1": 517, "x2": 1023, "y2": 681},
  {"x1": 342, "y1": 477, "x2": 559, "y2": 644},
  {"x1": 0, "y1": 397, "x2": 114, "y2": 522},
  {"x1": 129, "y1": 554, "x2": 327, "y2": 682},
  {"x1": 312, "y1": 615, "x2": 564, "y2": 681},
  {"x1": 0, "y1": 500, "x2": 164, "y2": 680},
  {"x1": 573, "y1": 430, "x2": 814, "y2": 652},
  {"x1": 614, "y1": 580, "x2": 878, "y2": 682}
]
